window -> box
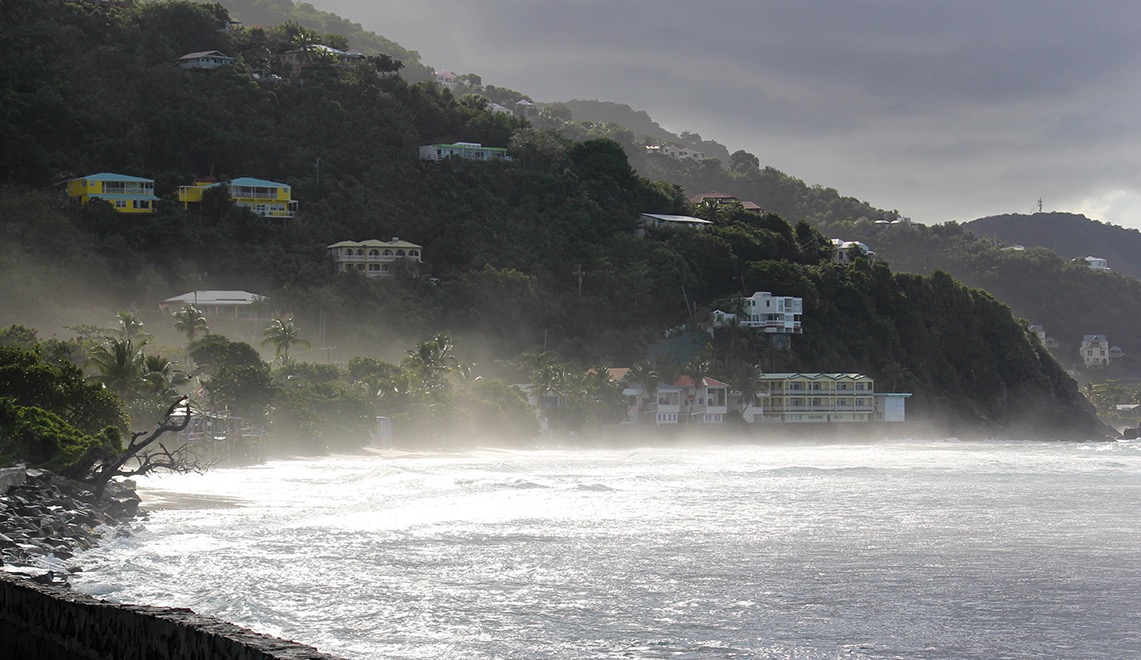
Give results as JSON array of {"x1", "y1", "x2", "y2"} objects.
[
  {"x1": 396, "y1": 250, "x2": 406, "y2": 257},
  {"x1": 356, "y1": 249, "x2": 365, "y2": 256},
  {"x1": 409, "y1": 250, "x2": 420, "y2": 257},
  {"x1": 383, "y1": 249, "x2": 393, "y2": 256},
  {"x1": 369, "y1": 249, "x2": 380, "y2": 256}
]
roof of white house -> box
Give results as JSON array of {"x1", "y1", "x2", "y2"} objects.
[
  {"x1": 162, "y1": 290, "x2": 266, "y2": 306},
  {"x1": 640, "y1": 213, "x2": 713, "y2": 227},
  {"x1": 179, "y1": 50, "x2": 231, "y2": 60},
  {"x1": 327, "y1": 238, "x2": 422, "y2": 249},
  {"x1": 229, "y1": 177, "x2": 289, "y2": 188},
  {"x1": 760, "y1": 372, "x2": 872, "y2": 381},
  {"x1": 832, "y1": 239, "x2": 871, "y2": 251},
  {"x1": 1083, "y1": 334, "x2": 1108, "y2": 342}
]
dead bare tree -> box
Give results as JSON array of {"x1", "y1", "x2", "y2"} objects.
[{"x1": 87, "y1": 396, "x2": 214, "y2": 500}]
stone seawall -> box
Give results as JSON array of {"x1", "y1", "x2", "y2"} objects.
[{"x1": 0, "y1": 572, "x2": 343, "y2": 659}]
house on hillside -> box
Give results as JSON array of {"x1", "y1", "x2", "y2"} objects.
[
  {"x1": 1081, "y1": 334, "x2": 1110, "y2": 367},
  {"x1": 66, "y1": 173, "x2": 157, "y2": 214},
  {"x1": 687, "y1": 191, "x2": 763, "y2": 214},
  {"x1": 279, "y1": 45, "x2": 363, "y2": 78},
  {"x1": 514, "y1": 99, "x2": 536, "y2": 118},
  {"x1": 658, "y1": 145, "x2": 706, "y2": 161},
  {"x1": 159, "y1": 290, "x2": 268, "y2": 319},
  {"x1": 1085, "y1": 256, "x2": 1109, "y2": 270},
  {"x1": 712, "y1": 291, "x2": 803, "y2": 335},
  {"x1": 488, "y1": 102, "x2": 513, "y2": 115},
  {"x1": 434, "y1": 70, "x2": 458, "y2": 89},
  {"x1": 639, "y1": 213, "x2": 712, "y2": 234},
  {"x1": 1029, "y1": 324, "x2": 1059, "y2": 348},
  {"x1": 178, "y1": 50, "x2": 234, "y2": 70},
  {"x1": 831, "y1": 239, "x2": 876, "y2": 264},
  {"x1": 419, "y1": 142, "x2": 509, "y2": 161},
  {"x1": 178, "y1": 177, "x2": 297, "y2": 219},
  {"x1": 327, "y1": 238, "x2": 423, "y2": 277}
]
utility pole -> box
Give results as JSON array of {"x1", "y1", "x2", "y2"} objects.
[{"x1": 576, "y1": 264, "x2": 583, "y2": 298}]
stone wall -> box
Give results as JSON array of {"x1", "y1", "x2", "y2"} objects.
[{"x1": 0, "y1": 572, "x2": 344, "y2": 659}]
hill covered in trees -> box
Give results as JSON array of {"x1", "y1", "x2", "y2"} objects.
[
  {"x1": 0, "y1": 0, "x2": 1108, "y2": 441},
  {"x1": 965, "y1": 212, "x2": 1141, "y2": 281}
]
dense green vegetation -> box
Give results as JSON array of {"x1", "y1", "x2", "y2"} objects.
[
  {"x1": 966, "y1": 212, "x2": 1141, "y2": 280},
  {"x1": 0, "y1": 0, "x2": 1109, "y2": 447},
  {"x1": 811, "y1": 218, "x2": 1141, "y2": 373}
]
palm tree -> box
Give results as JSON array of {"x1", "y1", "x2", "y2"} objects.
[
  {"x1": 625, "y1": 360, "x2": 659, "y2": 421},
  {"x1": 140, "y1": 354, "x2": 189, "y2": 398},
  {"x1": 726, "y1": 363, "x2": 764, "y2": 421},
  {"x1": 115, "y1": 311, "x2": 151, "y2": 342},
  {"x1": 261, "y1": 317, "x2": 311, "y2": 361},
  {"x1": 87, "y1": 337, "x2": 145, "y2": 399},
  {"x1": 403, "y1": 333, "x2": 459, "y2": 392},
  {"x1": 172, "y1": 305, "x2": 209, "y2": 342}
]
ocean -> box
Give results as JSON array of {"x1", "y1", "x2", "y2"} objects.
[{"x1": 71, "y1": 440, "x2": 1141, "y2": 658}]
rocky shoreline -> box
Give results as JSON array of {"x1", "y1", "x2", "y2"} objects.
[{"x1": 0, "y1": 467, "x2": 142, "y2": 587}]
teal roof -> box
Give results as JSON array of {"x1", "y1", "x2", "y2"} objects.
[
  {"x1": 80, "y1": 172, "x2": 154, "y2": 183},
  {"x1": 230, "y1": 177, "x2": 288, "y2": 188}
]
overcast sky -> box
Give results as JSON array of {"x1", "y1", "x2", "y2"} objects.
[{"x1": 313, "y1": 0, "x2": 1141, "y2": 228}]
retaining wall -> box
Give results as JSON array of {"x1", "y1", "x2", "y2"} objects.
[{"x1": 0, "y1": 573, "x2": 343, "y2": 660}]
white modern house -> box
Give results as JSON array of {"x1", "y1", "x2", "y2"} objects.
[
  {"x1": 712, "y1": 291, "x2": 803, "y2": 334},
  {"x1": 831, "y1": 239, "x2": 876, "y2": 264},
  {"x1": 327, "y1": 238, "x2": 423, "y2": 277},
  {"x1": 159, "y1": 291, "x2": 268, "y2": 318},
  {"x1": 419, "y1": 142, "x2": 509, "y2": 161},
  {"x1": 1085, "y1": 256, "x2": 1109, "y2": 270}
]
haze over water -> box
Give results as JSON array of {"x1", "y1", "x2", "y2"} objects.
[{"x1": 73, "y1": 440, "x2": 1141, "y2": 658}]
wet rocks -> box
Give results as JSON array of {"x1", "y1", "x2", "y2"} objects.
[{"x1": 0, "y1": 468, "x2": 141, "y2": 585}]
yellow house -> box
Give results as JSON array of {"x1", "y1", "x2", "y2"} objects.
[
  {"x1": 753, "y1": 373, "x2": 877, "y2": 423},
  {"x1": 67, "y1": 173, "x2": 158, "y2": 214},
  {"x1": 178, "y1": 177, "x2": 297, "y2": 218}
]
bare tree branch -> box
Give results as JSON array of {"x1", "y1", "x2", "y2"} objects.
[{"x1": 87, "y1": 396, "x2": 201, "y2": 500}]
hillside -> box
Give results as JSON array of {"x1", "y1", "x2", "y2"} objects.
[
  {"x1": 0, "y1": 0, "x2": 1108, "y2": 440},
  {"x1": 965, "y1": 212, "x2": 1141, "y2": 280},
  {"x1": 814, "y1": 218, "x2": 1141, "y2": 377}
]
